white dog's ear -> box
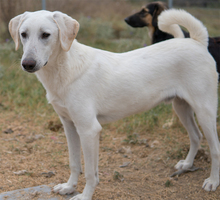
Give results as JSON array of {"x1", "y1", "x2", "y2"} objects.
[
  {"x1": 52, "y1": 12, "x2": 79, "y2": 51},
  {"x1": 9, "y1": 12, "x2": 28, "y2": 51}
]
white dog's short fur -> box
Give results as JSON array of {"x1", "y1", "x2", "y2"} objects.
[{"x1": 9, "y1": 9, "x2": 219, "y2": 199}]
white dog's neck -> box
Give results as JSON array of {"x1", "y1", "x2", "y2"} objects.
[{"x1": 35, "y1": 40, "x2": 92, "y2": 98}]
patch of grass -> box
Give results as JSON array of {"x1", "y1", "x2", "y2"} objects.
[
  {"x1": 113, "y1": 171, "x2": 124, "y2": 181},
  {"x1": 166, "y1": 145, "x2": 189, "y2": 160},
  {"x1": 0, "y1": 41, "x2": 22, "y2": 62},
  {"x1": 0, "y1": 42, "x2": 55, "y2": 115},
  {"x1": 123, "y1": 132, "x2": 139, "y2": 144},
  {"x1": 101, "y1": 146, "x2": 113, "y2": 152},
  {"x1": 115, "y1": 103, "x2": 172, "y2": 139},
  {"x1": 0, "y1": 60, "x2": 51, "y2": 113},
  {"x1": 183, "y1": 7, "x2": 220, "y2": 36},
  {"x1": 77, "y1": 15, "x2": 150, "y2": 52},
  {"x1": 165, "y1": 180, "x2": 173, "y2": 187}
]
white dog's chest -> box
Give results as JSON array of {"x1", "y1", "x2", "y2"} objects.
[
  {"x1": 46, "y1": 92, "x2": 72, "y2": 120},
  {"x1": 52, "y1": 101, "x2": 72, "y2": 120}
]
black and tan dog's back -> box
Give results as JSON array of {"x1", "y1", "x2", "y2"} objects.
[{"x1": 125, "y1": 1, "x2": 220, "y2": 76}]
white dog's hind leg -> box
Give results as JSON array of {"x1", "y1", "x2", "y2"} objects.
[
  {"x1": 53, "y1": 117, "x2": 82, "y2": 195},
  {"x1": 195, "y1": 107, "x2": 220, "y2": 191},
  {"x1": 173, "y1": 98, "x2": 203, "y2": 170},
  {"x1": 72, "y1": 119, "x2": 102, "y2": 200}
]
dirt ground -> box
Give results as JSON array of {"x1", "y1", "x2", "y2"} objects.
[{"x1": 0, "y1": 108, "x2": 220, "y2": 200}]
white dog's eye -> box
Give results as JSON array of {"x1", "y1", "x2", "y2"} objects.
[
  {"x1": 21, "y1": 32, "x2": 27, "y2": 38},
  {"x1": 42, "y1": 32, "x2": 50, "y2": 39}
]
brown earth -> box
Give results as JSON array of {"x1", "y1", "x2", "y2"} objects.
[{"x1": 0, "y1": 109, "x2": 220, "y2": 200}]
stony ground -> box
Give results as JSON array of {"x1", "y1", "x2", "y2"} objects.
[{"x1": 0, "y1": 108, "x2": 220, "y2": 200}]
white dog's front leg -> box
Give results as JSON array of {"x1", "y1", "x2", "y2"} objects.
[
  {"x1": 72, "y1": 120, "x2": 101, "y2": 200},
  {"x1": 53, "y1": 117, "x2": 82, "y2": 195}
]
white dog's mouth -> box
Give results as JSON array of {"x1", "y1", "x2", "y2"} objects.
[{"x1": 21, "y1": 59, "x2": 48, "y2": 73}]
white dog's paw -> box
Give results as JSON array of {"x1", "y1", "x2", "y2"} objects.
[
  {"x1": 70, "y1": 193, "x2": 83, "y2": 200},
  {"x1": 53, "y1": 183, "x2": 76, "y2": 195},
  {"x1": 70, "y1": 193, "x2": 92, "y2": 200},
  {"x1": 70, "y1": 193, "x2": 82, "y2": 200},
  {"x1": 175, "y1": 160, "x2": 192, "y2": 170},
  {"x1": 202, "y1": 177, "x2": 219, "y2": 191}
]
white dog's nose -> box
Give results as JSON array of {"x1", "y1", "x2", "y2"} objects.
[{"x1": 22, "y1": 58, "x2": 36, "y2": 72}]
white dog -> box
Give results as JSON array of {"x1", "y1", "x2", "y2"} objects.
[{"x1": 9, "y1": 9, "x2": 219, "y2": 199}]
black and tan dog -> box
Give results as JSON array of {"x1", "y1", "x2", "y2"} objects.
[{"x1": 125, "y1": 1, "x2": 220, "y2": 75}]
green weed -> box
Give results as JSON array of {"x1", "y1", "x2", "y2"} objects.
[
  {"x1": 165, "y1": 180, "x2": 173, "y2": 187},
  {"x1": 166, "y1": 145, "x2": 189, "y2": 159},
  {"x1": 123, "y1": 132, "x2": 139, "y2": 144},
  {"x1": 113, "y1": 171, "x2": 124, "y2": 181}
]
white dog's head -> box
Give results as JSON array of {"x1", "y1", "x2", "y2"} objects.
[{"x1": 9, "y1": 10, "x2": 79, "y2": 73}]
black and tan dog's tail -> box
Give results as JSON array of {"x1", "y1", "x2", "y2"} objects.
[{"x1": 158, "y1": 9, "x2": 208, "y2": 47}]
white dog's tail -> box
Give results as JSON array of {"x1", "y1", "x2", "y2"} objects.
[{"x1": 158, "y1": 9, "x2": 208, "y2": 47}]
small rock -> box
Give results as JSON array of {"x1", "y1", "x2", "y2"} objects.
[
  {"x1": 25, "y1": 136, "x2": 36, "y2": 143},
  {"x1": 138, "y1": 139, "x2": 148, "y2": 145},
  {"x1": 34, "y1": 134, "x2": 45, "y2": 140},
  {"x1": 41, "y1": 171, "x2": 55, "y2": 178},
  {"x1": 119, "y1": 162, "x2": 130, "y2": 168},
  {"x1": 55, "y1": 141, "x2": 64, "y2": 144},
  {"x1": 3, "y1": 128, "x2": 13, "y2": 134},
  {"x1": 31, "y1": 190, "x2": 39, "y2": 197},
  {"x1": 117, "y1": 148, "x2": 125, "y2": 154},
  {"x1": 13, "y1": 170, "x2": 28, "y2": 175},
  {"x1": 150, "y1": 140, "x2": 159, "y2": 148},
  {"x1": 134, "y1": 167, "x2": 139, "y2": 170},
  {"x1": 123, "y1": 146, "x2": 132, "y2": 154}
]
